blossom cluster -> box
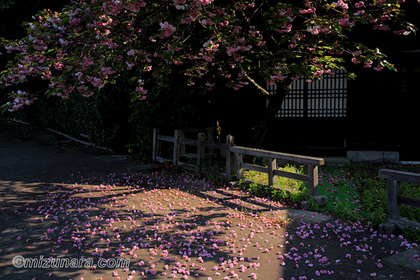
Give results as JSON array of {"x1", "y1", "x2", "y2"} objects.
[
  {"x1": 0, "y1": 0, "x2": 417, "y2": 111},
  {"x1": 5, "y1": 90, "x2": 37, "y2": 112}
]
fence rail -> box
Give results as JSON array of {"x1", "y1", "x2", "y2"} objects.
[
  {"x1": 153, "y1": 128, "x2": 324, "y2": 196},
  {"x1": 153, "y1": 128, "x2": 234, "y2": 178},
  {"x1": 231, "y1": 146, "x2": 324, "y2": 196},
  {"x1": 378, "y1": 169, "x2": 420, "y2": 229}
]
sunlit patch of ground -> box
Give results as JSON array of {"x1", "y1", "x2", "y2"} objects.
[{"x1": 1, "y1": 171, "x2": 418, "y2": 280}]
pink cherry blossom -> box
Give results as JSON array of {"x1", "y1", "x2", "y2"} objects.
[
  {"x1": 0, "y1": 0, "x2": 417, "y2": 113},
  {"x1": 158, "y1": 22, "x2": 176, "y2": 38},
  {"x1": 199, "y1": 0, "x2": 213, "y2": 5},
  {"x1": 333, "y1": 0, "x2": 349, "y2": 10}
]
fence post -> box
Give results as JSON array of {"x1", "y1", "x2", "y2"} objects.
[
  {"x1": 179, "y1": 130, "x2": 186, "y2": 156},
  {"x1": 197, "y1": 132, "x2": 205, "y2": 173},
  {"x1": 173, "y1": 130, "x2": 180, "y2": 166},
  {"x1": 234, "y1": 152, "x2": 244, "y2": 179},
  {"x1": 388, "y1": 179, "x2": 401, "y2": 220},
  {"x1": 307, "y1": 165, "x2": 319, "y2": 196},
  {"x1": 267, "y1": 158, "x2": 277, "y2": 186},
  {"x1": 152, "y1": 128, "x2": 159, "y2": 162},
  {"x1": 225, "y1": 135, "x2": 234, "y2": 180}
]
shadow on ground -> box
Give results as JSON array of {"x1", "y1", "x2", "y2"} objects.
[{"x1": 0, "y1": 119, "x2": 419, "y2": 280}]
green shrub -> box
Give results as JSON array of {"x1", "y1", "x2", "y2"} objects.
[
  {"x1": 400, "y1": 182, "x2": 420, "y2": 223},
  {"x1": 6, "y1": 72, "x2": 216, "y2": 160},
  {"x1": 12, "y1": 84, "x2": 132, "y2": 152}
]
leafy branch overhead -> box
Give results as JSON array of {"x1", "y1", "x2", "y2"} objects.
[{"x1": 0, "y1": 0, "x2": 418, "y2": 112}]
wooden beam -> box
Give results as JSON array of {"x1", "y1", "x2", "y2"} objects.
[
  {"x1": 173, "y1": 130, "x2": 180, "y2": 165},
  {"x1": 203, "y1": 142, "x2": 226, "y2": 150},
  {"x1": 387, "y1": 179, "x2": 401, "y2": 220},
  {"x1": 155, "y1": 156, "x2": 170, "y2": 163},
  {"x1": 152, "y1": 128, "x2": 159, "y2": 162},
  {"x1": 242, "y1": 163, "x2": 267, "y2": 174},
  {"x1": 179, "y1": 138, "x2": 198, "y2": 146},
  {"x1": 157, "y1": 135, "x2": 175, "y2": 142},
  {"x1": 399, "y1": 195, "x2": 420, "y2": 208},
  {"x1": 226, "y1": 135, "x2": 234, "y2": 180},
  {"x1": 230, "y1": 146, "x2": 324, "y2": 166},
  {"x1": 379, "y1": 169, "x2": 420, "y2": 185},
  {"x1": 235, "y1": 152, "x2": 244, "y2": 178},
  {"x1": 308, "y1": 165, "x2": 319, "y2": 196},
  {"x1": 197, "y1": 132, "x2": 205, "y2": 174},
  {"x1": 267, "y1": 158, "x2": 277, "y2": 186},
  {"x1": 273, "y1": 169, "x2": 308, "y2": 182}
]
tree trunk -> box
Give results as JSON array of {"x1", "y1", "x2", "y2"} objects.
[{"x1": 249, "y1": 80, "x2": 294, "y2": 149}]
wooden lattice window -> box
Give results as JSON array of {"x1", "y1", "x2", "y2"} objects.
[{"x1": 267, "y1": 70, "x2": 348, "y2": 118}]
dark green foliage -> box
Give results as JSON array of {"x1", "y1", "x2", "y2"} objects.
[
  {"x1": 353, "y1": 164, "x2": 420, "y2": 225},
  {"x1": 12, "y1": 84, "x2": 132, "y2": 152},
  {"x1": 0, "y1": 0, "x2": 69, "y2": 39},
  {"x1": 8, "y1": 72, "x2": 218, "y2": 159}
]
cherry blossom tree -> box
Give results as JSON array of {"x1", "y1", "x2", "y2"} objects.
[{"x1": 0, "y1": 0, "x2": 417, "y2": 143}]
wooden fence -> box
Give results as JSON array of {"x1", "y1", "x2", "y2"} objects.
[
  {"x1": 231, "y1": 146, "x2": 324, "y2": 196},
  {"x1": 378, "y1": 169, "x2": 420, "y2": 229},
  {"x1": 152, "y1": 128, "x2": 234, "y2": 179},
  {"x1": 152, "y1": 128, "x2": 325, "y2": 196}
]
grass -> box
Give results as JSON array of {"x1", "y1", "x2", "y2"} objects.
[
  {"x1": 317, "y1": 167, "x2": 371, "y2": 222},
  {"x1": 243, "y1": 164, "x2": 306, "y2": 191},
  {"x1": 241, "y1": 165, "x2": 308, "y2": 204},
  {"x1": 239, "y1": 163, "x2": 420, "y2": 240}
]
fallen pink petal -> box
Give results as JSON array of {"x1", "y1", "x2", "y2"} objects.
[{"x1": 1, "y1": 121, "x2": 419, "y2": 280}]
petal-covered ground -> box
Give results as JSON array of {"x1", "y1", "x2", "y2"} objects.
[
  {"x1": 1, "y1": 170, "x2": 419, "y2": 280},
  {"x1": 0, "y1": 121, "x2": 418, "y2": 280}
]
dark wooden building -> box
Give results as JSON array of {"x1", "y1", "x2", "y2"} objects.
[
  {"x1": 255, "y1": 3, "x2": 420, "y2": 161},
  {"x1": 262, "y1": 49, "x2": 420, "y2": 161}
]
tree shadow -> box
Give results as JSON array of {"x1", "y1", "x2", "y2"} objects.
[{"x1": 0, "y1": 173, "x2": 269, "y2": 280}]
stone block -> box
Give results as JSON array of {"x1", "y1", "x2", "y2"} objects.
[
  {"x1": 384, "y1": 246, "x2": 420, "y2": 272},
  {"x1": 313, "y1": 195, "x2": 328, "y2": 206},
  {"x1": 300, "y1": 200, "x2": 310, "y2": 210},
  {"x1": 347, "y1": 151, "x2": 399, "y2": 163},
  {"x1": 378, "y1": 222, "x2": 397, "y2": 235}
]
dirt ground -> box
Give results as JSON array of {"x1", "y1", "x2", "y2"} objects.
[{"x1": 0, "y1": 118, "x2": 419, "y2": 280}]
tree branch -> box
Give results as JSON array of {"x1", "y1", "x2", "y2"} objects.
[{"x1": 244, "y1": 73, "x2": 270, "y2": 95}]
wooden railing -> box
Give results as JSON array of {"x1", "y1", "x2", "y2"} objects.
[
  {"x1": 152, "y1": 128, "x2": 234, "y2": 179},
  {"x1": 231, "y1": 146, "x2": 324, "y2": 196},
  {"x1": 378, "y1": 169, "x2": 420, "y2": 229},
  {"x1": 153, "y1": 128, "x2": 325, "y2": 197}
]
